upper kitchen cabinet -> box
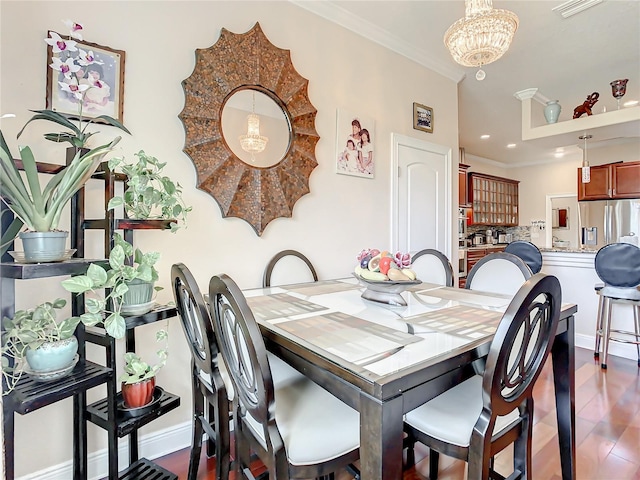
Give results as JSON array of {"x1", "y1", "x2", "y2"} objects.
[
  {"x1": 468, "y1": 172, "x2": 519, "y2": 226},
  {"x1": 458, "y1": 163, "x2": 470, "y2": 207},
  {"x1": 577, "y1": 161, "x2": 640, "y2": 201}
]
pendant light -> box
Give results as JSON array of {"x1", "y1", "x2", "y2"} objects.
[
  {"x1": 579, "y1": 134, "x2": 592, "y2": 184},
  {"x1": 239, "y1": 91, "x2": 268, "y2": 161},
  {"x1": 444, "y1": 0, "x2": 519, "y2": 81}
]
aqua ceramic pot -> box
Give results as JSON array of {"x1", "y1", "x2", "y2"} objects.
[
  {"x1": 26, "y1": 335, "x2": 78, "y2": 372},
  {"x1": 544, "y1": 101, "x2": 561, "y2": 124},
  {"x1": 19, "y1": 231, "x2": 68, "y2": 263}
]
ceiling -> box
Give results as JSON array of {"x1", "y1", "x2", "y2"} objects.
[{"x1": 293, "y1": 0, "x2": 640, "y2": 166}]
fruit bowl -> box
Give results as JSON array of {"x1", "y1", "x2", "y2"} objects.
[{"x1": 354, "y1": 274, "x2": 421, "y2": 306}]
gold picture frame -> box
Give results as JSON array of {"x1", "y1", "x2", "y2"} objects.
[
  {"x1": 413, "y1": 102, "x2": 433, "y2": 133},
  {"x1": 46, "y1": 31, "x2": 125, "y2": 124}
]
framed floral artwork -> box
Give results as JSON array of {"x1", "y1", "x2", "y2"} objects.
[
  {"x1": 335, "y1": 108, "x2": 375, "y2": 179},
  {"x1": 46, "y1": 31, "x2": 126, "y2": 124},
  {"x1": 413, "y1": 102, "x2": 433, "y2": 133}
]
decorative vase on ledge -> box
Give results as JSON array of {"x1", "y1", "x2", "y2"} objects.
[{"x1": 544, "y1": 100, "x2": 562, "y2": 124}]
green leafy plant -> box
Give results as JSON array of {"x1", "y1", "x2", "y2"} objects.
[
  {"x1": 1, "y1": 299, "x2": 94, "y2": 394},
  {"x1": 107, "y1": 151, "x2": 191, "y2": 232},
  {"x1": 16, "y1": 22, "x2": 130, "y2": 148},
  {"x1": 61, "y1": 233, "x2": 161, "y2": 339},
  {"x1": 120, "y1": 327, "x2": 168, "y2": 384},
  {"x1": 0, "y1": 131, "x2": 120, "y2": 254}
]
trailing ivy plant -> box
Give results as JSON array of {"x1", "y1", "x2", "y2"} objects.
[
  {"x1": 61, "y1": 233, "x2": 161, "y2": 339},
  {"x1": 1, "y1": 299, "x2": 94, "y2": 394},
  {"x1": 107, "y1": 151, "x2": 191, "y2": 232},
  {"x1": 120, "y1": 325, "x2": 168, "y2": 384}
]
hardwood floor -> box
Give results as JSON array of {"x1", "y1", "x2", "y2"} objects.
[{"x1": 154, "y1": 347, "x2": 640, "y2": 479}]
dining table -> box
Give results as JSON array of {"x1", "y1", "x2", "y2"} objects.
[{"x1": 242, "y1": 277, "x2": 577, "y2": 480}]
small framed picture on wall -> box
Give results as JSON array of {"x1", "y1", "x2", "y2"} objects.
[
  {"x1": 335, "y1": 108, "x2": 375, "y2": 179},
  {"x1": 413, "y1": 102, "x2": 433, "y2": 133}
]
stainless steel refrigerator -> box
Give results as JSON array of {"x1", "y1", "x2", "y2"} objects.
[{"x1": 579, "y1": 199, "x2": 640, "y2": 249}]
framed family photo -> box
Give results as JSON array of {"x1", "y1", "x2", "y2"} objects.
[
  {"x1": 46, "y1": 32, "x2": 126, "y2": 124},
  {"x1": 413, "y1": 102, "x2": 433, "y2": 133},
  {"x1": 335, "y1": 108, "x2": 375, "y2": 179}
]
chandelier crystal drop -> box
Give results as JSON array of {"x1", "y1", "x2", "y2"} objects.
[
  {"x1": 444, "y1": 0, "x2": 519, "y2": 79},
  {"x1": 239, "y1": 93, "x2": 268, "y2": 160}
]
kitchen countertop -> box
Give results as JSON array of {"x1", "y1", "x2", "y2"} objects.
[
  {"x1": 539, "y1": 247, "x2": 598, "y2": 253},
  {"x1": 463, "y1": 244, "x2": 509, "y2": 250}
]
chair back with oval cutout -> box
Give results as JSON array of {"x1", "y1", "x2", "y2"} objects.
[
  {"x1": 263, "y1": 249, "x2": 318, "y2": 287},
  {"x1": 411, "y1": 249, "x2": 454, "y2": 287},
  {"x1": 466, "y1": 252, "x2": 532, "y2": 296}
]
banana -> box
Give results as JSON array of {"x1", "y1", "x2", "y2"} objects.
[
  {"x1": 388, "y1": 269, "x2": 410, "y2": 281},
  {"x1": 360, "y1": 269, "x2": 389, "y2": 281},
  {"x1": 401, "y1": 268, "x2": 417, "y2": 280}
]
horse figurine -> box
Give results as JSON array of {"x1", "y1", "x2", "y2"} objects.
[{"x1": 573, "y1": 92, "x2": 599, "y2": 119}]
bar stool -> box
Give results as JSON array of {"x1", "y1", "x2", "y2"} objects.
[{"x1": 593, "y1": 243, "x2": 640, "y2": 369}]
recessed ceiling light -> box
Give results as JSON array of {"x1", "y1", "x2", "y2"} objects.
[
  {"x1": 554, "y1": 152, "x2": 565, "y2": 158},
  {"x1": 480, "y1": 135, "x2": 490, "y2": 140},
  {"x1": 624, "y1": 100, "x2": 639, "y2": 107},
  {"x1": 506, "y1": 143, "x2": 516, "y2": 148}
]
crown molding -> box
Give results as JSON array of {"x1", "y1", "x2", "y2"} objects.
[{"x1": 290, "y1": 0, "x2": 465, "y2": 84}]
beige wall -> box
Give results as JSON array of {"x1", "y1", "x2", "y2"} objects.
[{"x1": 0, "y1": 1, "x2": 459, "y2": 475}]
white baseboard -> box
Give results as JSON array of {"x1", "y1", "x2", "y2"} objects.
[
  {"x1": 17, "y1": 421, "x2": 192, "y2": 480},
  {"x1": 575, "y1": 332, "x2": 638, "y2": 362}
]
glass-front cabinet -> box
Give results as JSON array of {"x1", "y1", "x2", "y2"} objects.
[{"x1": 468, "y1": 172, "x2": 519, "y2": 226}]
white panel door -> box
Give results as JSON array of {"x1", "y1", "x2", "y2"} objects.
[{"x1": 391, "y1": 134, "x2": 451, "y2": 258}]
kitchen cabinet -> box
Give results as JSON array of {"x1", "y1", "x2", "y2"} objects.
[
  {"x1": 577, "y1": 161, "x2": 640, "y2": 201},
  {"x1": 468, "y1": 172, "x2": 519, "y2": 226},
  {"x1": 458, "y1": 163, "x2": 470, "y2": 207}
]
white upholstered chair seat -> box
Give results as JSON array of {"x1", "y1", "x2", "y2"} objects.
[
  {"x1": 244, "y1": 362, "x2": 360, "y2": 466},
  {"x1": 405, "y1": 375, "x2": 520, "y2": 447}
]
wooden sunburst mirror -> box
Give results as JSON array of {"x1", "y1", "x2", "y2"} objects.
[{"x1": 179, "y1": 23, "x2": 319, "y2": 235}]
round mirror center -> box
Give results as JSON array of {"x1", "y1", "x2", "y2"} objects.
[{"x1": 221, "y1": 89, "x2": 290, "y2": 168}]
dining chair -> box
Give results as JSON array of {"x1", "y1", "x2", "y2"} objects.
[
  {"x1": 209, "y1": 273, "x2": 361, "y2": 479},
  {"x1": 411, "y1": 249, "x2": 454, "y2": 287},
  {"x1": 404, "y1": 273, "x2": 562, "y2": 480},
  {"x1": 171, "y1": 263, "x2": 231, "y2": 480},
  {"x1": 263, "y1": 249, "x2": 318, "y2": 287},
  {"x1": 593, "y1": 243, "x2": 640, "y2": 369},
  {"x1": 504, "y1": 241, "x2": 543, "y2": 274},
  {"x1": 466, "y1": 252, "x2": 532, "y2": 296}
]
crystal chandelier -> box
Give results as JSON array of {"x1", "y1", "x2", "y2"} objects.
[
  {"x1": 239, "y1": 92, "x2": 268, "y2": 160},
  {"x1": 444, "y1": 0, "x2": 519, "y2": 80}
]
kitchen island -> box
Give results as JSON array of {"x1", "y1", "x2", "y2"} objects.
[{"x1": 540, "y1": 249, "x2": 637, "y2": 362}]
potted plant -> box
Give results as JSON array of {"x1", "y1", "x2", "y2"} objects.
[
  {"x1": 17, "y1": 22, "x2": 130, "y2": 153},
  {"x1": 1, "y1": 298, "x2": 101, "y2": 394},
  {"x1": 61, "y1": 233, "x2": 161, "y2": 339},
  {"x1": 0, "y1": 131, "x2": 120, "y2": 260},
  {"x1": 107, "y1": 150, "x2": 191, "y2": 232},
  {"x1": 119, "y1": 327, "x2": 168, "y2": 408}
]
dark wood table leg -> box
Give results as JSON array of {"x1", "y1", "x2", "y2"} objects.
[
  {"x1": 552, "y1": 315, "x2": 576, "y2": 480},
  {"x1": 359, "y1": 392, "x2": 404, "y2": 480}
]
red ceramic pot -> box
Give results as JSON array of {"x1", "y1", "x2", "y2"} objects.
[{"x1": 121, "y1": 377, "x2": 156, "y2": 408}]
